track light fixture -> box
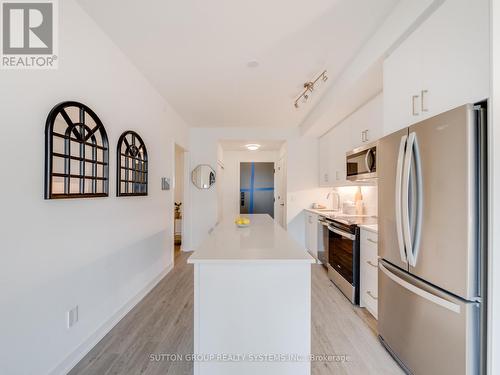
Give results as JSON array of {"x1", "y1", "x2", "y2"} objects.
[{"x1": 294, "y1": 70, "x2": 328, "y2": 109}]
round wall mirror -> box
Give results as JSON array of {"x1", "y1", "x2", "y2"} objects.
[{"x1": 192, "y1": 164, "x2": 216, "y2": 189}]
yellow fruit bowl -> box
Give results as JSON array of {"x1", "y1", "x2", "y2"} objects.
[{"x1": 234, "y1": 216, "x2": 251, "y2": 228}]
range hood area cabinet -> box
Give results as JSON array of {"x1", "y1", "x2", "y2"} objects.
[
  {"x1": 383, "y1": 0, "x2": 489, "y2": 136},
  {"x1": 319, "y1": 106, "x2": 382, "y2": 187}
]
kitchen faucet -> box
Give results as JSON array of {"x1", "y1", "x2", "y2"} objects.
[{"x1": 326, "y1": 190, "x2": 341, "y2": 212}]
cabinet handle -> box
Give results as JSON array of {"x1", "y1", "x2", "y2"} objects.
[
  {"x1": 421, "y1": 90, "x2": 428, "y2": 112},
  {"x1": 361, "y1": 130, "x2": 369, "y2": 143},
  {"x1": 367, "y1": 238, "x2": 378, "y2": 244},
  {"x1": 324, "y1": 173, "x2": 329, "y2": 182},
  {"x1": 367, "y1": 291, "x2": 378, "y2": 300},
  {"x1": 366, "y1": 260, "x2": 378, "y2": 268},
  {"x1": 412, "y1": 95, "x2": 420, "y2": 116}
]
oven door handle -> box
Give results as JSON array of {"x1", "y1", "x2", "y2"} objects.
[{"x1": 327, "y1": 225, "x2": 355, "y2": 240}]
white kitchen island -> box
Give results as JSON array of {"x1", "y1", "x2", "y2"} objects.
[{"x1": 188, "y1": 214, "x2": 315, "y2": 375}]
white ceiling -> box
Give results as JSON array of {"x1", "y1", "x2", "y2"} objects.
[
  {"x1": 76, "y1": 0, "x2": 399, "y2": 128},
  {"x1": 219, "y1": 140, "x2": 285, "y2": 152}
]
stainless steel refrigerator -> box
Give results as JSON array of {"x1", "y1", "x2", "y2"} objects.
[{"x1": 377, "y1": 103, "x2": 487, "y2": 375}]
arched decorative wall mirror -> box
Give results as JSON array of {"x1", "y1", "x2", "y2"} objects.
[
  {"x1": 117, "y1": 131, "x2": 148, "y2": 196},
  {"x1": 45, "y1": 101, "x2": 109, "y2": 199},
  {"x1": 192, "y1": 165, "x2": 215, "y2": 189}
]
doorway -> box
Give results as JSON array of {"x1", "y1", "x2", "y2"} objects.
[
  {"x1": 240, "y1": 162, "x2": 274, "y2": 218},
  {"x1": 174, "y1": 144, "x2": 185, "y2": 257}
]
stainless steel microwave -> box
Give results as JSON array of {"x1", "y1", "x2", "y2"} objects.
[{"x1": 346, "y1": 142, "x2": 377, "y2": 181}]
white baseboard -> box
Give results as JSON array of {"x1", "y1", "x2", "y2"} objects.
[{"x1": 48, "y1": 262, "x2": 174, "y2": 375}]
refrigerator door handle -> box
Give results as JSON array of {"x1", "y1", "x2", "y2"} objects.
[
  {"x1": 379, "y1": 262, "x2": 461, "y2": 314},
  {"x1": 395, "y1": 135, "x2": 408, "y2": 263},
  {"x1": 402, "y1": 132, "x2": 424, "y2": 267},
  {"x1": 402, "y1": 132, "x2": 415, "y2": 266},
  {"x1": 412, "y1": 134, "x2": 423, "y2": 266}
]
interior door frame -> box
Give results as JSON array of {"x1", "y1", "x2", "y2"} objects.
[{"x1": 275, "y1": 154, "x2": 287, "y2": 229}]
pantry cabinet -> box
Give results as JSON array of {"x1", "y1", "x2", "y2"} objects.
[{"x1": 383, "y1": 0, "x2": 489, "y2": 136}]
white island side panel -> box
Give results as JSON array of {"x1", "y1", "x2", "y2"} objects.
[{"x1": 193, "y1": 262, "x2": 311, "y2": 375}]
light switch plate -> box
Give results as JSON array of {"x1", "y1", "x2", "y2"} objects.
[
  {"x1": 67, "y1": 305, "x2": 79, "y2": 328},
  {"x1": 161, "y1": 177, "x2": 171, "y2": 191}
]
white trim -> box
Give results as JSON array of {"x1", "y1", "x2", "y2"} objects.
[{"x1": 48, "y1": 263, "x2": 174, "y2": 375}]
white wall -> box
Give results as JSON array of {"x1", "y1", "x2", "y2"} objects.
[
  {"x1": 174, "y1": 145, "x2": 185, "y2": 205},
  {"x1": 188, "y1": 127, "x2": 329, "y2": 250},
  {"x1": 0, "y1": 1, "x2": 189, "y2": 374},
  {"x1": 221, "y1": 150, "x2": 278, "y2": 220},
  {"x1": 216, "y1": 144, "x2": 225, "y2": 224}
]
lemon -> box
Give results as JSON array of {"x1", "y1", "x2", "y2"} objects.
[{"x1": 235, "y1": 216, "x2": 250, "y2": 226}]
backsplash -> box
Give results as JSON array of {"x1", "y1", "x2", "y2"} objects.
[{"x1": 334, "y1": 185, "x2": 378, "y2": 216}]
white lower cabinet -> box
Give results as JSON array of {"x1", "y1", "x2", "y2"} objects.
[
  {"x1": 304, "y1": 212, "x2": 319, "y2": 258},
  {"x1": 360, "y1": 228, "x2": 378, "y2": 319}
]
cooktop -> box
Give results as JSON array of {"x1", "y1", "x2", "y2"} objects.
[
  {"x1": 330, "y1": 215, "x2": 378, "y2": 226},
  {"x1": 324, "y1": 215, "x2": 378, "y2": 233}
]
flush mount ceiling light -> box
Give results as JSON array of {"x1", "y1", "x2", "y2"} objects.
[
  {"x1": 245, "y1": 144, "x2": 261, "y2": 151},
  {"x1": 294, "y1": 70, "x2": 328, "y2": 109},
  {"x1": 247, "y1": 60, "x2": 259, "y2": 68}
]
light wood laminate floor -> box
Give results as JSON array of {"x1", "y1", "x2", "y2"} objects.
[{"x1": 70, "y1": 251, "x2": 403, "y2": 375}]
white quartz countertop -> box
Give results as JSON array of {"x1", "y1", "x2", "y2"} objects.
[{"x1": 188, "y1": 214, "x2": 315, "y2": 264}]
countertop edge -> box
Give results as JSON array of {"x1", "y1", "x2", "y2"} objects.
[
  {"x1": 304, "y1": 208, "x2": 333, "y2": 217},
  {"x1": 187, "y1": 258, "x2": 317, "y2": 264}
]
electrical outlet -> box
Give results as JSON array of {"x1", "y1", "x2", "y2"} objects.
[{"x1": 67, "y1": 306, "x2": 79, "y2": 328}]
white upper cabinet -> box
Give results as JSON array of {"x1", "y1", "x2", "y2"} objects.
[
  {"x1": 319, "y1": 93, "x2": 383, "y2": 187},
  {"x1": 349, "y1": 94, "x2": 383, "y2": 149},
  {"x1": 318, "y1": 122, "x2": 350, "y2": 187},
  {"x1": 329, "y1": 122, "x2": 349, "y2": 184},
  {"x1": 383, "y1": 0, "x2": 490, "y2": 136},
  {"x1": 318, "y1": 133, "x2": 331, "y2": 186}
]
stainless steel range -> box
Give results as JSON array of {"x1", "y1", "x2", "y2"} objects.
[{"x1": 323, "y1": 215, "x2": 377, "y2": 304}]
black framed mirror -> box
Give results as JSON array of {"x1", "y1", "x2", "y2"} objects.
[
  {"x1": 44, "y1": 101, "x2": 109, "y2": 199},
  {"x1": 116, "y1": 131, "x2": 148, "y2": 196}
]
